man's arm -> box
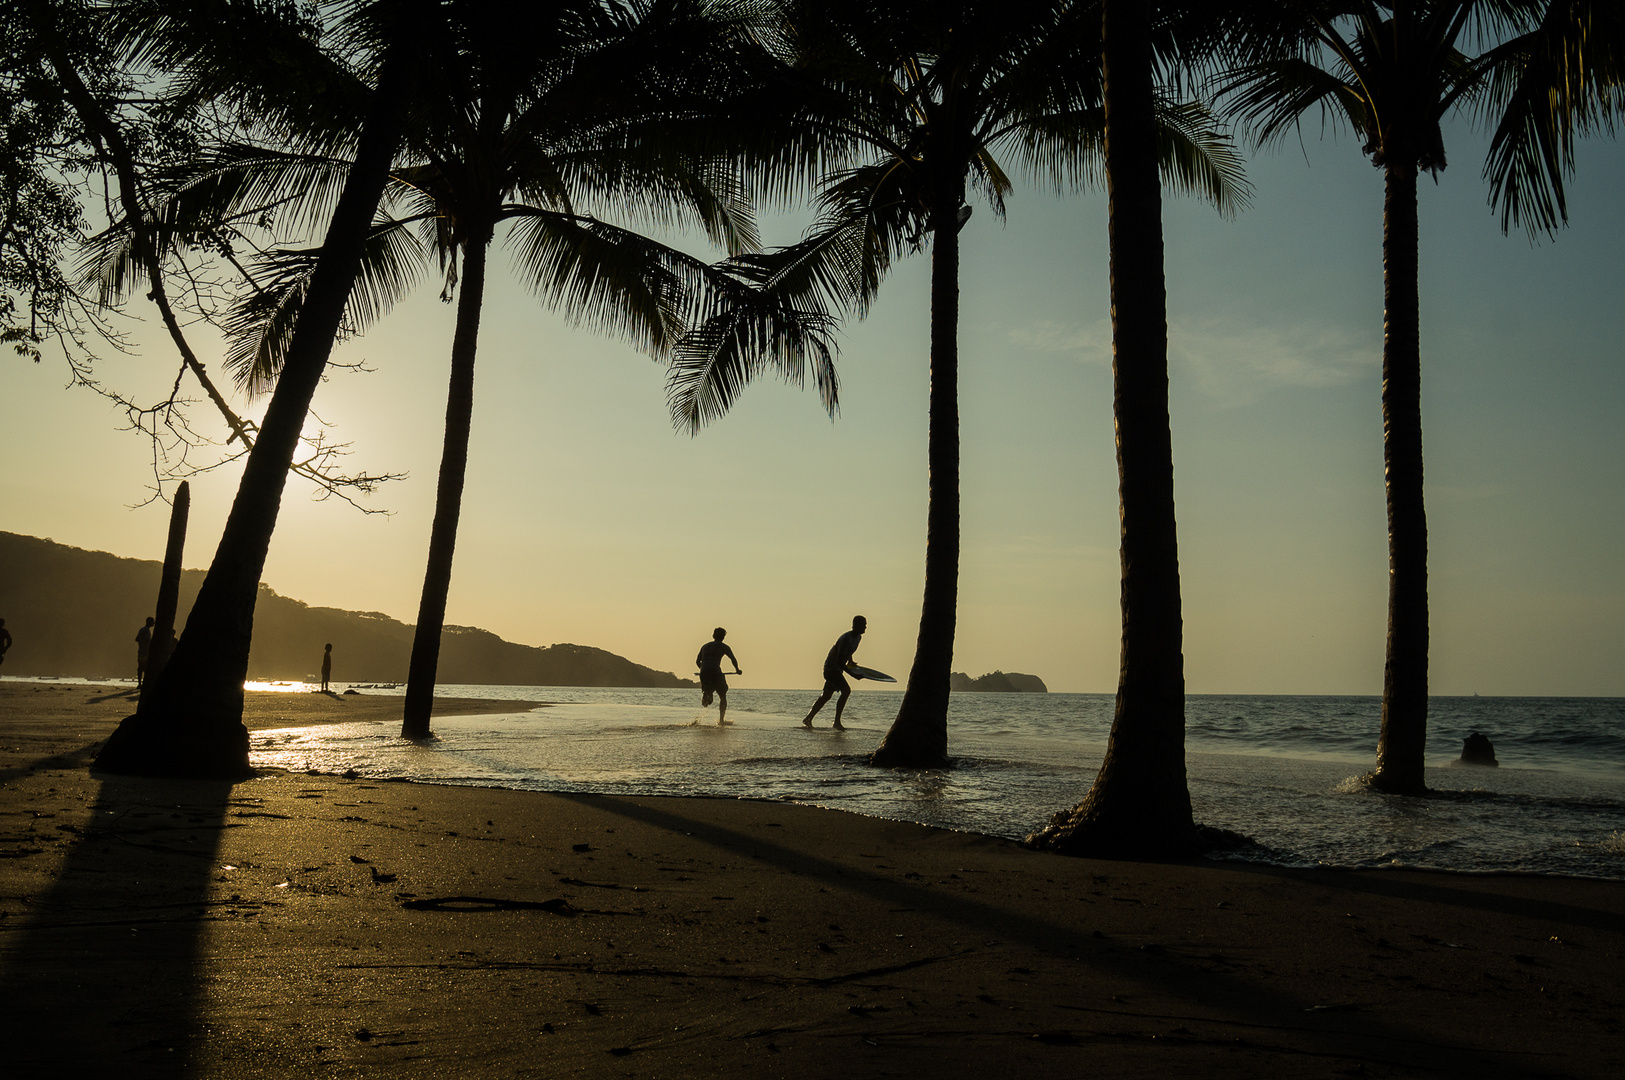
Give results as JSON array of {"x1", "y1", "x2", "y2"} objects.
[{"x1": 724, "y1": 644, "x2": 741, "y2": 673}]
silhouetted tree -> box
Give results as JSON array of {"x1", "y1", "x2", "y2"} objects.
[
  {"x1": 389, "y1": 3, "x2": 776, "y2": 736},
  {"x1": 95, "y1": 0, "x2": 429, "y2": 777},
  {"x1": 1023, "y1": 0, "x2": 1208, "y2": 856},
  {"x1": 668, "y1": 0, "x2": 1245, "y2": 770},
  {"x1": 1218, "y1": 0, "x2": 1624, "y2": 794},
  {"x1": 213, "y1": 2, "x2": 792, "y2": 738}
]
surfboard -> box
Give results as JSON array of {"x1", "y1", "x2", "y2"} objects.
[{"x1": 849, "y1": 664, "x2": 896, "y2": 683}]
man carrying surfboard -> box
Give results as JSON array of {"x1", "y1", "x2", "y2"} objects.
[
  {"x1": 696, "y1": 627, "x2": 742, "y2": 724},
  {"x1": 803, "y1": 615, "x2": 867, "y2": 731}
]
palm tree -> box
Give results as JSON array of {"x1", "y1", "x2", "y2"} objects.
[
  {"x1": 94, "y1": 0, "x2": 433, "y2": 777},
  {"x1": 213, "y1": 1, "x2": 796, "y2": 738},
  {"x1": 392, "y1": 1, "x2": 778, "y2": 737},
  {"x1": 668, "y1": 0, "x2": 1246, "y2": 770},
  {"x1": 1021, "y1": 0, "x2": 1216, "y2": 857},
  {"x1": 1218, "y1": 1, "x2": 1624, "y2": 795}
]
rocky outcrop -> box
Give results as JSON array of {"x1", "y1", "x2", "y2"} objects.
[
  {"x1": 949, "y1": 670, "x2": 1048, "y2": 693},
  {"x1": 1459, "y1": 732, "x2": 1498, "y2": 766}
]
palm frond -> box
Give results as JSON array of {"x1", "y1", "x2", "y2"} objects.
[
  {"x1": 504, "y1": 209, "x2": 690, "y2": 356},
  {"x1": 75, "y1": 141, "x2": 359, "y2": 307},
  {"x1": 111, "y1": 0, "x2": 372, "y2": 153},
  {"x1": 662, "y1": 156, "x2": 929, "y2": 436},
  {"x1": 1001, "y1": 107, "x2": 1107, "y2": 193},
  {"x1": 1153, "y1": 98, "x2": 1253, "y2": 217},
  {"x1": 664, "y1": 241, "x2": 842, "y2": 435},
  {"x1": 221, "y1": 216, "x2": 427, "y2": 395},
  {"x1": 1479, "y1": 0, "x2": 1625, "y2": 235},
  {"x1": 1216, "y1": 56, "x2": 1374, "y2": 150}
]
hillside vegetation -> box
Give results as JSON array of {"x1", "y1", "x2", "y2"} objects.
[{"x1": 0, "y1": 532, "x2": 692, "y2": 687}]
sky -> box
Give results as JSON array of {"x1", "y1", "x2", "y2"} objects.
[{"x1": 4, "y1": 118, "x2": 1622, "y2": 696}]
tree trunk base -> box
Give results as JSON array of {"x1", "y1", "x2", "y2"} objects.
[
  {"x1": 1363, "y1": 767, "x2": 1429, "y2": 797},
  {"x1": 869, "y1": 725, "x2": 950, "y2": 770},
  {"x1": 93, "y1": 712, "x2": 252, "y2": 780},
  {"x1": 1024, "y1": 802, "x2": 1244, "y2": 860}
]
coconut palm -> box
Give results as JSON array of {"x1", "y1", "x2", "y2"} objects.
[
  {"x1": 1218, "y1": 1, "x2": 1624, "y2": 794},
  {"x1": 213, "y1": 1, "x2": 818, "y2": 738},
  {"x1": 93, "y1": 0, "x2": 435, "y2": 777},
  {"x1": 1020, "y1": 0, "x2": 1219, "y2": 857},
  {"x1": 390, "y1": 1, "x2": 774, "y2": 737},
  {"x1": 668, "y1": 0, "x2": 1247, "y2": 770}
]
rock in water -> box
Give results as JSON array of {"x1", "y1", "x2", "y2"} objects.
[{"x1": 1459, "y1": 732, "x2": 1498, "y2": 766}]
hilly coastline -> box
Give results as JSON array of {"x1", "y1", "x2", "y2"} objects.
[
  {"x1": 950, "y1": 670, "x2": 1048, "y2": 693},
  {"x1": 0, "y1": 532, "x2": 693, "y2": 688}
]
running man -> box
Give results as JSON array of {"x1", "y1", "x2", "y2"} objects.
[
  {"x1": 696, "y1": 627, "x2": 742, "y2": 724},
  {"x1": 803, "y1": 615, "x2": 866, "y2": 730}
]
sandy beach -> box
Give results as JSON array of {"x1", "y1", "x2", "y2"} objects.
[{"x1": 2, "y1": 681, "x2": 1621, "y2": 1078}]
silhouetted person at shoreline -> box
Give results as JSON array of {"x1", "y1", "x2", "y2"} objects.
[
  {"x1": 0, "y1": 618, "x2": 11, "y2": 669},
  {"x1": 696, "y1": 628, "x2": 742, "y2": 724},
  {"x1": 321, "y1": 643, "x2": 333, "y2": 692},
  {"x1": 135, "y1": 617, "x2": 155, "y2": 686},
  {"x1": 803, "y1": 615, "x2": 866, "y2": 730}
]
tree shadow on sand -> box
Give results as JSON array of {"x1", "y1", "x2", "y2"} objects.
[
  {"x1": 569, "y1": 794, "x2": 1606, "y2": 1078},
  {"x1": 1, "y1": 774, "x2": 234, "y2": 1076}
]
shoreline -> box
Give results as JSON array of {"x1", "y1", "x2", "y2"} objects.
[{"x1": 3, "y1": 680, "x2": 1622, "y2": 1077}]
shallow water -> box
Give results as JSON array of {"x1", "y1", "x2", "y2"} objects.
[{"x1": 246, "y1": 685, "x2": 1625, "y2": 880}]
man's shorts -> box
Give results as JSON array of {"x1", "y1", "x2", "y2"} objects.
[
  {"x1": 821, "y1": 670, "x2": 850, "y2": 694},
  {"x1": 700, "y1": 669, "x2": 728, "y2": 694}
]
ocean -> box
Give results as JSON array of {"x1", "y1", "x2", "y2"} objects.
[{"x1": 246, "y1": 683, "x2": 1625, "y2": 881}]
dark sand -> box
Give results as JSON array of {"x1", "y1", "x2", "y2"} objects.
[{"x1": 1, "y1": 681, "x2": 1621, "y2": 1078}]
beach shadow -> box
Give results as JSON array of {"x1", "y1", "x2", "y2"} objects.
[
  {"x1": 86, "y1": 689, "x2": 140, "y2": 705},
  {"x1": 0, "y1": 772, "x2": 235, "y2": 1076},
  {"x1": 1223, "y1": 860, "x2": 1625, "y2": 933},
  {"x1": 570, "y1": 794, "x2": 1578, "y2": 1078},
  {"x1": 0, "y1": 741, "x2": 106, "y2": 785}
]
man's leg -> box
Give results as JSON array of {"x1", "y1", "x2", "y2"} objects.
[
  {"x1": 718, "y1": 689, "x2": 728, "y2": 724},
  {"x1": 832, "y1": 687, "x2": 852, "y2": 730},
  {"x1": 803, "y1": 689, "x2": 833, "y2": 727}
]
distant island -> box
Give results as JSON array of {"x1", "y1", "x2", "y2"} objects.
[
  {"x1": 0, "y1": 532, "x2": 694, "y2": 688},
  {"x1": 950, "y1": 670, "x2": 1048, "y2": 693}
]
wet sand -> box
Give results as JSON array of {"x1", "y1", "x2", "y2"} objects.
[{"x1": 2, "y1": 680, "x2": 1621, "y2": 1078}]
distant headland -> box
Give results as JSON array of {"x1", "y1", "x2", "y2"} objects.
[
  {"x1": 0, "y1": 532, "x2": 694, "y2": 688},
  {"x1": 950, "y1": 670, "x2": 1048, "y2": 693}
]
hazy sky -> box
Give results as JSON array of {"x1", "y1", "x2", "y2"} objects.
[{"x1": 5, "y1": 119, "x2": 1622, "y2": 695}]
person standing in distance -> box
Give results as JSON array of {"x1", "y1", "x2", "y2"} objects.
[
  {"x1": 803, "y1": 615, "x2": 866, "y2": 731},
  {"x1": 321, "y1": 643, "x2": 333, "y2": 692},
  {"x1": 0, "y1": 618, "x2": 12, "y2": 669},
  {"x1": 135, "y1": 617, "x2": 155, "y2": 686},
  {"x1": 696, "y1": 627, "x2": 742, "y2": 724}
]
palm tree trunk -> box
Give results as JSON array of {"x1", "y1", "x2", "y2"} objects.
[
  {"x1": 870, "y1": 187, "x2": 962, "y2": 770},
  {"x1": 1370, "y1": 159, "x2": 1429, "y2": 795},
  {"x1": 1026, "y1": 0, "x2": 1195, "y2": 857},
  {"x1": 94, "y1": 43, "x2": 412, "y2": 779},
  {"x1": 402, "y1": 237, "x2": 491, "y2": 738}
]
